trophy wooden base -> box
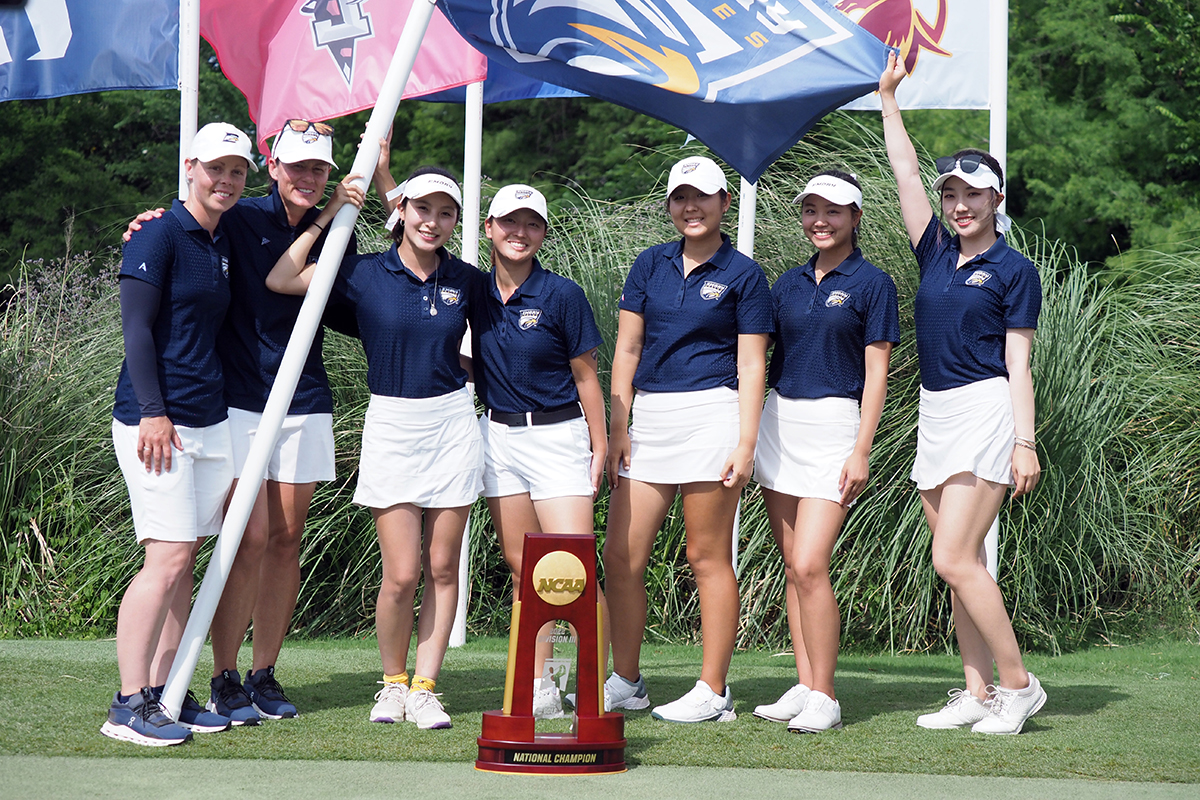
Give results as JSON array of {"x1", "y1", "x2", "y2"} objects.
[{"x1": 476, "y1": 710, "x2": 626, "y2": 775}]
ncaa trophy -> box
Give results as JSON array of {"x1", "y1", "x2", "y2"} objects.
[{"x1": 476, "y1": 533, "x2": 625, "y2": 774}]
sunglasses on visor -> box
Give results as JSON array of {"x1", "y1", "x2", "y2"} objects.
[
  {"x1": 284, "y1": 119, "x2": 334, "y2": 136},
  {"x1": 935, "y1": 153, "x2": 987, "y2": 175}
]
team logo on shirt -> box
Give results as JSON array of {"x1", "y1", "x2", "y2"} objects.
[
  {"x1": 825, "y1": 290, "x2": 851, "y2": 308},
  {"x1": 965, "y1": 270, "x2": 992, "y2": 287},
  {"x1": 519, "y1": 309, "x2": 543, "y2": 330},
  {"x1": 221, "y1": 256, "x2": 230, "y2": 278},
  {"x1": 439, "y1": 287, "x2": 462, "y2": 306},
  {"x1": 700, "y1": 280, "x2": 728, "y2": 301}
]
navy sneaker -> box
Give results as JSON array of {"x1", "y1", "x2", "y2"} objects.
[
  {"x1": 178, "y1": 689, "x2": 232, "y2": 733},
  {"x1": 245, "y1": 666, "x2": 299, "y2": 719},
  {"x1": 100, "y1": 687, "x2": 192, "y2": 747},
  {"x1": 207, "y1": 669, "x2": 260, "y2": 726}
]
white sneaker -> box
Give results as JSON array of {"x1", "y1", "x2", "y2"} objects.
[
  {"x1": 787, "y1": 690, "x2": 842, "y2": 733},
  {"x1": 603, "y1": 673, "x2": 650, "y2": 712},
  {"x1": 753, "y1": 683, "x2": 811, "y2": 723},
  {"x1": 369, "y1": 681, "x2": 407, "y2": 723},
  {"x1": 532, "y1": 678, "x2": 564, "y2": 720},
  {"x1": 916, "y1": 688, "x2": 990, "y2": 729},
  {"x1": 405, "y1": 688, "x2": 452, "y2": 729},
  {"x1": 971, "y1": 673, "x2": 1046, "y2": 735},
  {"x1": 651, "y1": 680, "x2": 736, "y2": 723}
]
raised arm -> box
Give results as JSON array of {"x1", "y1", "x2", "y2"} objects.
[
  {"x1": 266, "y1": 174, "x2": 364, "y2": 295},
  {"x1": 879, "y1": 51, "x2": 934, "y2": 246}
]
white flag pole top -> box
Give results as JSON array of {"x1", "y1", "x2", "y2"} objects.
[
  {"x1": 161, "y1": 0, "x2": 442, "y2": 719},
  {"x1": 450, "y1": 79, "x2": 485, "y2": 649},
  {"x1": 988, "y1": 0, "x2": 1009, "y2": 215},
  {"x1": 984, "y1": 0, "x2": 1008, "y2": 580},
  {"x1": 178, "y1": 0, "x2": 199, "y2": 200}
]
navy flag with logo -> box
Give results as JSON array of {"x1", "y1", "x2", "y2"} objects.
[
  {"x1": 436, "y1": 0, "x2": 889, "y2": 180},
  {"x1": 0, "y1": 0, "x2": 178, "y2": 101}
]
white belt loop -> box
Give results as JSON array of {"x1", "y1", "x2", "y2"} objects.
[{"x1": 524, "y1": 412, "x2": 533, "y2": 426}]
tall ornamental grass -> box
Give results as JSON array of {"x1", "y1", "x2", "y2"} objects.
[{"x1": 1, "y1": 122, "x2": 1196, "y2": 650}]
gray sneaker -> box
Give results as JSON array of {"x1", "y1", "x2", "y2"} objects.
[
  {"x1": 972, "y1": 673, "x2": 1046, "y2": 735},
  {"x1": 917, "y1": 688, "x2": 990, "y2": 729},
  {"x1": 603, "y1": 673, "x2": 650, "y2": 712}
]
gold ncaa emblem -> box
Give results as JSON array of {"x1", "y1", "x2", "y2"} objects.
[{"x1": 531, "y1": 550, "x2": 587, "y2": 606}]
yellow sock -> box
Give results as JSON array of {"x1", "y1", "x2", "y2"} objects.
[
  {"x1": 411, "y1": 675, "x2": 436, "y2": 693},
  {"x1": 383, "y1": 672, "x2": 408, "y2": 686}
]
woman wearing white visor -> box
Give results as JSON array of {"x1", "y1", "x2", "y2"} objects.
[
  {"x1": 471, "y1": 184, "x2": 607, "y2": 720},
  {"x1": 881, "y1": 52, "x2": 1046, "y2": 735},
  {"x1": 268, "y1": 167, "x2": 484, "y2": 730},
  {"x1": 752, "y1": 171, "x2": 898, "y2": 733}
]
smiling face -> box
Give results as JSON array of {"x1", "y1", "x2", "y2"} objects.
[
  {"x1": 485, "y1": 207, "x2": 546, "y2": 268},
  {"x1": 668, "y1": 184, "x2": 730, "y2": 244},
  {"x1": 802, "y1": 196, "x2": 861, "y2": 256},
  {"x1": 185, "y1": 156, "x2": 248, "y2": 226},
  {"x1": 269, "y1": 158, "x2": 333, "y2": 222},
  {"x1": 399, "y1": 191, "x2": 460, "y2": 258},
  {"x1": 940, "y1": 176, "x2": 1002, "y2": 241}
]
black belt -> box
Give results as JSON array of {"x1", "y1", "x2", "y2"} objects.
[{"x1": 487, "y1": 403, "x2": 583, "y2": 427}]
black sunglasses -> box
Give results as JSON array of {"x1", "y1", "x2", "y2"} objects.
[
  {"x1": 935, "y1": 153, "x2": 986, "y2": 175},
  {"x1": 284, "y1": 118, "x2": 334, "y2": 136}
]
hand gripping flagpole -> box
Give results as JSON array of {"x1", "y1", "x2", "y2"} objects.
[{"x1": 162, "y1": 0, "x2": 442, "y2": 719}]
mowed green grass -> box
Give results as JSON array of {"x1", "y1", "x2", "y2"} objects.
[{"x1": 1, "y1": 637, "x2": 1196, "y2": 782}]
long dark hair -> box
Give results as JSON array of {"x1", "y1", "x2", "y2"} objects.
[{"x1": 389, "y1": 165, "x2": 462, "y2": 247}]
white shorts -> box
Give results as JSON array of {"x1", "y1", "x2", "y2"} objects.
[
  {"x1": 227, "y1": 407, "x2": 336, "y2": 484},
  {"x1": 112, "y1": 418, "x2": 234, "y2": 544},
  {"x1": 354, "y1": 388, "x2": 483, "y2": 509},
  {"x1": 619, "y1": 387, "x2": 740, "y2": 485},
  {"x1": 911, "y1": 376, "x2": 1014, "y2": 491},
  {"x1": 480, "y1": 414, "x2": 594, "y2": 500},
  {"x1": 755, "y1": 391, "x2": 860, "y2": 504}
]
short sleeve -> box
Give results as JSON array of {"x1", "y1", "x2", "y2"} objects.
[
  {"x1": 734, "y1": 263, "x2": 773, "y2": 335},
  {"x1": 558, "y1": 281, "x2": 604, "y2": 359},
  {"x1": 120, "y1": 219, "x2": 173, "y2": 289},
  {"x1": 910, "y1": 216, "x2": 952, "y2": 278},
  {"x1": 618, "y1": 249, "x2": 651, "y2": 313},
  {"x1": 864, "y1": 272, "x2": 901, "y2": 345},
  {"x1": 1003, "y1": 259, "x2": 1042, "y2": 329}
]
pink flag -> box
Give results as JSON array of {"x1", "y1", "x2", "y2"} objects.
[{"x1": 201, "y1": 0, "x2": 487, "y2": 153}]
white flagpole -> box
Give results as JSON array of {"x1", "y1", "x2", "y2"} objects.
[
  {"x1": 450, "y1": 79, "x2": 485, "y2": 648},
  {"x1": 161, "y1": 0, "x2": 442, "y2": 719},
  {"x1": 731, "y1": 175, "x2": 756, "y2": 577},
  {"x1": 177, "y1": 0, "x2": 199, "y2": 199},
  {"x1": 984, "y1": 0, "x2": 1009, "y2": 580}
]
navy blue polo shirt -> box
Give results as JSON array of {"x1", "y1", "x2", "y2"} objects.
[
  {"x1": 768, "y1": 249, "x2": 900, "y2": 403},
  {"x1": 471, "y1": 260, "x2": 603, "y2": 414},
  {"x1": 113, "y1": 200, "x2": 230, "y2": 427},
  {"x1": 913, "y1": 217, "x2": 1042, "y2": 391},
  {"x1": 331, "y1": 246, "x2": 485, "y2": 398},
  {"x1": 218, "y1": 186, "x2": 359, "y2": 415},
  {"x1": 619, "y1": 234, "x2": 772, "y2": 392}
]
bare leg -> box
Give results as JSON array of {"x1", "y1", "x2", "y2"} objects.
[
  {"x1": 412, "y1": 506, "x2": 471, "y2": 680},
  {"x1": 763, "y1": 488, "x2": 807, "y2": 685},
  {"x1": 791, "y1": 498, "x2": 848, "y2": 699},
  {"x1": 250, "y1": 480, "x2": 316, "y2": 672},
  {"x1": 373, "y1": 504, "x2": 423, "y2": 676},
  {"x1": 680, "y1": 481, "x2": 741, "y2": 695},
  {"x1": 603, "y1": 479, "x2": 676, "y2": 681},
  {"x1": 922, "y1": 473, "x2": 1029, "y2": 695},
  {"x1": 211, "y1": 479, "x2": 268, "y2": 674},
  {"x1": 116, "y1": 539, "x2": 196, "y2": 695}
]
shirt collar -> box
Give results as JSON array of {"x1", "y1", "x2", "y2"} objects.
[
  {"x1": 382, "y1": 245, "x2": 450, "y2": 281},
  {"x1": 496, "y1": 258, "x2": 547, "y2": 301},
  {"x1": 170, "y1": 198, "x2": 221, "y2": 242},
  {"x1": 951, "y1": 232, "x2": 1010, "y2": 266},
  {"x1": 667, "y1": 233, "x2": 735, "y2": 273},
  {"x1": 800, "y1": 247, "x2": 865, "y2": 280}
]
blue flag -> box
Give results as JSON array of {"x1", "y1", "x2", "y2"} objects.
[
  {"x1": 436, "y1": 0, "x2": 889, "y2": 181},
  {"x1": 420, "y1": 58, "x2": 583, "y2": 105},
  {"x1": 0, "y1": 0, "x2": 178, "y2": 102}
]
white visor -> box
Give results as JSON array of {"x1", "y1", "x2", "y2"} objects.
[
  {"x1": 794, "y1": 175, "x2": 862, "y2": 208},
  {"x1": 384, "y1": 174, "x2": 463, "y2": 232},
  {"x1": 931, "y1": 162, "x2": 1002, "y2": 194}
]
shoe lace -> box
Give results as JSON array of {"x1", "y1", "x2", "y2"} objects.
[
  {"x1": 137, "y1": 688, "x2": 173, "y2": 726},
  {"x1": 374, "y1": 681, "x2": 407, "y2": 703},
  {"x1": 409, "y1": 688, "x2": 445, "y2": 712},
  {"x1": 216, "y1": 676, "x2": 253, "y2": 709},
  {"x1": 984, "y1": 685, "x2": 1013, "y2": 715},
  {"x1": 182, "y1": 689, "x2": 205, "y2": 712},
  {"x1": 944, "y1": 688, "x2": 972, "y2": 709},
  {"x1": 252, "y1": 671, "x2": 290, "y2": 703}
]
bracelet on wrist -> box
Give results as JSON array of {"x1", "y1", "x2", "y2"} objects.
[
  {"x1": 1014, "y1": 436, "x2": 1036, "y2": 446},
  {"x1": 1015, "y1": 440, "x2": 1037, "y2": 452},
  {"x1": 312, "y1": 221, "x2": 326, "y2": 232}
]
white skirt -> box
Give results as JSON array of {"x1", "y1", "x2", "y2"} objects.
[
  {"x1": 620, "y1": 387, "x2": 739, "y2": 485},
  {"x1": 755, "y1": 391, "x2": 860, "y2": 504},
  {"x1": 911, "y1": 376, "x2": 1014, "y2": 491},
  {"x1": 354, "y1": 388, "x2": 483, "y2": 509}
]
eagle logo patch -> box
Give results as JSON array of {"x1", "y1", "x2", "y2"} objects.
[
  {"x1": 825, "y1": 290, "x2": 850, "y2": 308},
  {"x1": 700, "y1": 280, "x2": 728, "y2": 301},
  {"x1": 966, "y1": 270, "x2": 992, "y2": 287},
  {"x1": 439, "y1": 287, "x2": 462, "y2": 306},
  {"x1": 519, "y1": 309, "x2": 543, "y2": 330}
]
